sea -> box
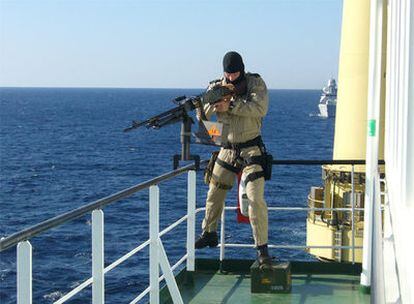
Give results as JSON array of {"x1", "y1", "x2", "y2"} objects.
[{"x1": 0, "y1": 87, "x2": 334, "y2": 303}]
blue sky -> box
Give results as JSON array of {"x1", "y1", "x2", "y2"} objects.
[{"x1": 0, "y1": 0, "x2": 343, "y2": 89}]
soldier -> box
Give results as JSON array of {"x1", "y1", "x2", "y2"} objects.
[{"x1": 196, "y1": 51, "x2": 271, "y2": 268}]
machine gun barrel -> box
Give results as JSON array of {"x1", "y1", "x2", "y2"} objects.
[
  {"x1": 123, "y1": 84, "x2": 234, "y2": 132},
  {"x1": 123, "y1": 104, "x2": 187, "y2": 132}
]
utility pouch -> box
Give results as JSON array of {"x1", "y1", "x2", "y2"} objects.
[
  {"x1": 204, "y1": 150, "x2": 220, "y2": 185},
  {"x1": 262, "y1": 153, "x2": 273, "y2": 180}
]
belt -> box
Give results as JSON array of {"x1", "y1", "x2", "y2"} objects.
[
  {"x1": 222, "y1": 136, "x2": 263, "y2": 150},
  {"x1": 216, "y1": 158, "x2": 242, "y2": 174}
]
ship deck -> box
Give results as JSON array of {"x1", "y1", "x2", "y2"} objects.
[{"x1": 159, "y1": 259, "x2": 370, "y2": 304}]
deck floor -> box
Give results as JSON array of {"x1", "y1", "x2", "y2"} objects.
[{"x1": 178, "y1": 271, "x2": 370, "y2": 304}]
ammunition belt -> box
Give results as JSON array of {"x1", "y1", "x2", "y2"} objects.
[
  {"x1": 216, "y1": 135, "x2": 273, "y2": 181},
  {"x1": 222, "y1": 136, "x2": 263, "y2": 150}
]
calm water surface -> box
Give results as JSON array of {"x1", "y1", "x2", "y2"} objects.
[{"x1": 0, "y1": 88, "x2": 333, "y2": 303}]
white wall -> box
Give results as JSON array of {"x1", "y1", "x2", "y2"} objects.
[{"x1": 383, "y1": 0, "x2": 414, "y2": 302}]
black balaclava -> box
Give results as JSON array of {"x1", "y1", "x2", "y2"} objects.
[
  {"x1": 223, "y1": 51, "x2": 244, "y2": 73},
  {"x1": 222, "y1": 51, "x2": 245, "y2": 85}
]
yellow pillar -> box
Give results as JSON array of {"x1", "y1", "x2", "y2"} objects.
[
  {"x1": 333, "y1": 0, "x2": 371, "y2": 160},
  {"x1": 333, "y1": 0, "x2": 386, "y2": 160}
]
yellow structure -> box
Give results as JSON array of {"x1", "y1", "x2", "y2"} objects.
[
  {"x1": 333, "y1": 0, "x2": 370, "y2": 160},
  {"x1": 306, "y1": 0, "x2": 386, "y2": 263}
]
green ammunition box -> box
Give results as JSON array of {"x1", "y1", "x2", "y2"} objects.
[{"x1": 250, "y1": 261, "x2": 291, "y2": 293}]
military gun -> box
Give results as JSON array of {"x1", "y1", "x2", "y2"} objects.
[
  {"x1": 124, "y1": 84, "x2": 234, "y2": 169},
  {"x1": 123, "y1": 95, "x2": 200, "y2": 132}
]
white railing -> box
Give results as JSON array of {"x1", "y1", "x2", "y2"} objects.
[
  {"x1": 12, "y1": 170, "x2": 197, "y2": 304},
  {"x1": 7, "y1": 164, "x2": 368, "y2": 303},
  {"x1": 210, "y1": 205, "x2": 364, "y2": 266},
  {"x1": 210, "y1": 163, "x2": 365, "y2": 266}
]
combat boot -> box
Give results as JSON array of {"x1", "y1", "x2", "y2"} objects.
[
  {"x1": 195, "y1": 231, "x2": 218, "y2": 249},
  {"x1": 257, "y1": 244, "x2": 272, "y2": 270}
]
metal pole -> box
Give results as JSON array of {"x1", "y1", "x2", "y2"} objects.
[
  {"x1": 17, "y1": 241, "x2": 32, "y2": 304},
  {"x1": 331, "y1": 181, "x2": 335, "y2": 220},
  {"x1": 181, "y1": 118, "x2": 192, "y2": 160},
  {"x1": 92, "y1": 210, "x2": 105, "y2": 304},
  {"x1": 186, "y1": 171, "x2": 196, "y2": 272},
  {"x1": 361, "y1": 0, "x2": 384, "y2": 292},
  {"x1": 220, "y1": 209, "x2": 226, "y2": 262},
  {"x1": 149, "y1": 186, "x2": 160, "y2": 304},
  {"x1": 351, "y1": 165, "x2": 355, "y2": 264}
]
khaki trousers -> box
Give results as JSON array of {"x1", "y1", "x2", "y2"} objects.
[{"x1": 202, "y1": 146, "x2": 268, "y2": 246}]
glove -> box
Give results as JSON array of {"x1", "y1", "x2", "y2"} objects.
[{"x1": 203, "y1": 83, "x2": 235, "y2": 106}]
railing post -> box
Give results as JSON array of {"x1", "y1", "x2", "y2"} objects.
[
  {"x1": 17, "y1": 241, "x2": 32, "y2": 304},
  {"x1": 220, "y1": 209, "x2": 226, "y2": 262},
  {"x1": 157, "y1": 239, "x2": 184, "y2": 304},
  {"x1": 186, "y1": 171, "x2": 196, "y2": 272},
  {"x1": 361, "y1": 0, "x2": 384, "y2": 293},
  {"x1": 149, "y1": 185, "x2": 160, "y2": 304},
  {"x1": 351, "y1": 165, "x2": 355, "y2": 264},
  {"x1": 92, "y1": 210, "x2": 104, "y2": 304}
]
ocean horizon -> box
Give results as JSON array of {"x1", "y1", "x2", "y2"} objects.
[{"x1": 0, "y1": 87, "x2": 333, "y2": 303}]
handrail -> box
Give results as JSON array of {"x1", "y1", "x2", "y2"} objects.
[
  {"x1": 54, "y1": 213, "x2": 190, "y2": 304},
  {"x1": 272, "y1": 159, "x2": 385, "y2": 165},
  {"x1": 0, "y1": 160, "x2": 208, "y2": 252},
  {"x1": 55, "y1": 202, "x2": 365, "y2": 303},
  {"x1": 0, "y1": 158, "x2": 383, "y2": 252},
  {"x1": 1, "y1": 158, "x2": 377, "y2": 303}
]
